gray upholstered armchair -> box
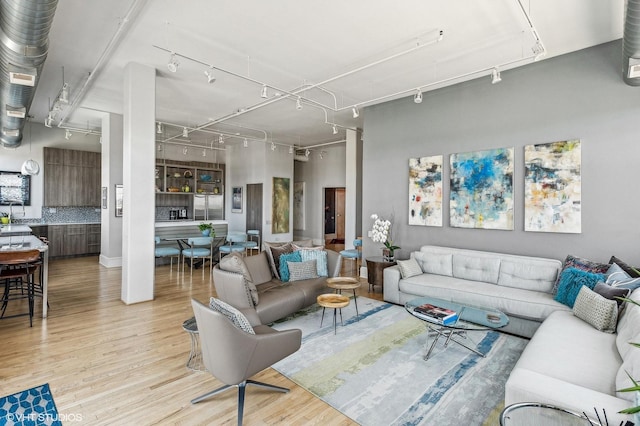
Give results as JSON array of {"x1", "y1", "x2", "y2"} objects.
[{"x1": 190, "y1": 299, "x2": 302, "y2": 426}]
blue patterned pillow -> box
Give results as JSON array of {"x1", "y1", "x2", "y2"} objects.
[
  {"x1": 300, "y1": 249, "x2": 328, "y2": 277},
  {"x1": 554, "y1": 267, "x2": 604, "y2": 308},
  {"x1": 605, "y1": 263, "x2": 640, "y2": 290},
  {"x1": 278, "y1": 251, "x2": 302, "y2": 282}
]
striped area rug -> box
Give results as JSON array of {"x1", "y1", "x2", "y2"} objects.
[{"x1": 271, "y1": 297, "x2": 527, "y2": 426}]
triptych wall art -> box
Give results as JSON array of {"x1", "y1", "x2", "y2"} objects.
[{"x1": 408, "y1": 139, "x2": 581, "y2": 233}]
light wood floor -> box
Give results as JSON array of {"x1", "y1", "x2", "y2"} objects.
[{"x1": 0, "y1": 254, "x2": 380, "y2": 425}]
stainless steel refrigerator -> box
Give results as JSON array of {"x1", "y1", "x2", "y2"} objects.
[{"x1": 193, "y1": 194, "x2": 224, "y2": 221}]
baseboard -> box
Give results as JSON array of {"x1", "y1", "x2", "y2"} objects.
[{"x1": 99, "y1": 254, "x2": 122, "y2": 268}]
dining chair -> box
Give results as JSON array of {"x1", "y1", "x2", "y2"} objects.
[
  {"x1": 155, "y1": 237, "x2": 181, "y2": 272},
  {"x1": 218, "y1": 232, "x2": 247, "y2": 262},
  {"x1": 246, "y1": 230, "x2": 260, "y2": 255},
  {"x1": 0, "y1": 250, "x2": 41, "y2": 327},
  {"x1": 182, "y1": 237, "x2": 213, "y2": 278},
  {"x1": 339, "y1": 238, "x2": 362, "y2": 277}
]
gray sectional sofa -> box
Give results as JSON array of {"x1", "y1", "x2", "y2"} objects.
[{"x1": 383, "y1": 245, "x2": 569, "y2": 338}]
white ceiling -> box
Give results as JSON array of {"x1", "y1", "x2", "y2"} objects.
[{"x1": 31, "y1": 0, "x2": 624, "y2": 150}]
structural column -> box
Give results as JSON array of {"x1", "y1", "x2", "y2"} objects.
[
  {"x1": 121, "y1": 62, "x2": 156, "y2": 304},
  {"x1": 345, "y1": 128, "x2": 363, "y2": 250},
  {"x1": 99, "y1": 112, "x2": 123, "y2": 268}
]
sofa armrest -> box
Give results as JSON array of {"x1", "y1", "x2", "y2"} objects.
[
  {"x1": 212, "y1": 266, "x2": 254, "y2": 310},
  {"x1": 383, "y1": 265, "x2": 402, "y2": 304}
]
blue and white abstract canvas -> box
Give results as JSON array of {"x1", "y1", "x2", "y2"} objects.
[
  {"x1": 409, "y1": 155, "x2": 443, "y2": 227},
  {"x1": 450, "y1": 148, "x2": 514, "y2": 230}
]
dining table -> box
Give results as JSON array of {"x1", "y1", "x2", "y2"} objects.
[{"x1": 0, "y1": 234, "x2": 49, "y2": 318}]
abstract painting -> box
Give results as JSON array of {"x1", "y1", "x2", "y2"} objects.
[
  {"x1": 232, "y1": 186, "x2": 242, "y2": 213},
  {"x1": 524, "y1": 140, "x2": 581, "y2": 233},
  {"x1": 450, "y1": 148, "x2": 514, "y2": 230},
  {"x1": 272, "y1": 177, "x2": 290, "y2": 234},
  {"x1": 408, "y1": 155, "x2": 443, "y2": 226},
  {"x1": 293, "y1": 181, "x2": 305, "y2": 231}
]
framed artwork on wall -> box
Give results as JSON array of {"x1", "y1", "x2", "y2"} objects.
[
  {"x1": 449, "y1": 147, "x2": 514, "y2": 230},
  {"x1": 272, "y1": 177, "x2": 290, "y2": 234},
  {"x1": 293, "y1": 181, "x2": 305, "y2": 231},
  {"x1": 232, "y1": 186, "x2": 243, "y2": 213},
  {"x1": 524, "y1": 139, "x2": 581, "y2": 233},
  {"x1": 409, "y1": 155, "x2": 443, "y2": 226}
]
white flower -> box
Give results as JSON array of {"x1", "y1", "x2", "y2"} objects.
[{"x1": 370, "y1": 214, "x2": 378, "y2": 220}]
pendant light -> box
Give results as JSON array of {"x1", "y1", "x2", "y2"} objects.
[{"x1": 21, "y1": 119, "x2": 40, "y2": 175}]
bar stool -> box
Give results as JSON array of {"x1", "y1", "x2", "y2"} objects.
[
  {"x1": 155, "y1": 237, "x2": 181, "y2": 272},
  {"x1": 182, "y1": 237, "x2": 213, "y2": 278},
  {"x1": 339, "y1": 238, "x2": 362, "y2": 277},
  {"x1": 218, "y1": 233, "x2": 247, "y2": 262},
  {"x1": 0, "y1": 250, "x2": 41, "y2": 327},
  {"x1": 246, "y1": 230, "x2": 261, "y2": 255}
]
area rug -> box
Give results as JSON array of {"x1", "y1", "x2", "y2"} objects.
[
  {"x1": 0, "y1": 383, "x2": 62, "y2": 426},
  {"x1": 271, "y1": 297, "x2": 528, "y2": 426}
]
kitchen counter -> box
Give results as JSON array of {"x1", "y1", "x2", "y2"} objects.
[
  {"x1": 0, "y1": 224, "x2": 33, "y2": 235},
  {"x1": 155, "y1": 220, "x2": 227, "y2": 228}
]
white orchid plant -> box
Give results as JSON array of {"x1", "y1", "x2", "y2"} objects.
[{"x1": 370, "y1": 214, "x2": 400, "y2": 252}]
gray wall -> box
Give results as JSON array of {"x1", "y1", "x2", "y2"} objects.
[{"x1": 362, "y1": 40, "x2": 640, "y2": 265}]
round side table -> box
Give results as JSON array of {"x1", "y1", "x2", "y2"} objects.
[
  {"x1": 317, "y1": 294, "x2": 350, "y2": 334},
  {"x1": 182, "y1": 316, "x2": 205, "y2": 371},
  {"x1": 366, "y1": 256, "x2": 397, "y2": 293},
  {"x1": 326, "y1": 277, "x2": 361, "y2": 316}
]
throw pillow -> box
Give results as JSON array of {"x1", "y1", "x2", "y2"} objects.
[
  {"x1": 573, "y1": 286, "x2": 618, "y2": 333},
  {"x1": 209, "y1": 297, "x2": 255, "y2": 334},
  {"x1": 554, "y1": 267, "x2": 604, "y2": 308},
  {"x1": 593, "y1": 282, "x2": 631, "y2": 306},
  {"x1": 605, "y1": 264, "x2": 640, "y2": 291},
  {"x1": 264, "y1": 242, "x2": 293, "y2": 279},
  {"x1": 288, "y1": 259, "x2": 318, "y2": 282},
  {"x1": 293, "y1": 244, "x2": 323, "y2": 251},
  {"x1": 609, "y1": 255, "x2": 640, "y2": 278},
  {"x1": 278, "y1": 251, "x2": 302, "y2": 282},
  {"x1": 299, "y1": 249, "x2": 328, "y2": 277},
  {"x1": 397, "y1": 258, "x2": 423, "y2": 279},
  {"x1": 553, "y1": 254, "x2": 610, "y2": 294},
  {"x1": 219, "y1": 252, "x2": 258, "y2": 305}
]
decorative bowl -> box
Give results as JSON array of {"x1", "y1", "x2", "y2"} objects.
[
  {"x1": 173, "y1": 172, "x2": 181, "y2": 178},
  {"x1": 200, "y1": 175, "x2": 212, "y2": 181},
  {"x1": 167, "y1": 187, "x2": 180, "y2": 192}
]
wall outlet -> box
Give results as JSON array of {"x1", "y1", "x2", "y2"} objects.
[{"x1": 48, "y1": 207, "x2": 57, "y2": 213}]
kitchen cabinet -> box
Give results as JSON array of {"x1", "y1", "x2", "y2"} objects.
[
  {"x1": 44, "y1": 148, "x2": 101, "y2": 207},
  {"x1": 47, "y1": 223, "x2": 100, "y2": 258},
  {"x1": 87, "y1": 224, "x2": 101, "y2": 254}
]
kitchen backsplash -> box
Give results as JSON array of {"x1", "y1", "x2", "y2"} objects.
[{"x1": 27, "y1": 207, "x2": 101, "y2": 224}]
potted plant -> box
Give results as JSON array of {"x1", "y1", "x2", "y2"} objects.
[
  {"x1": 198, "y1": 222, "x2": 214, "y2": 237},
  {"x1": 0, "y1": 212, "x2": 9, "y2": 225},
  {"x1": 370, "y1": 213, "x2": 400, "y2": 260}
]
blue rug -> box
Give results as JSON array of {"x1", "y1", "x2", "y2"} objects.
[
  {"x1": 0, "y1": 383, "x2": 62, "y2": 426},
  {"x1": 272, "y1": 297, "x2": 527, "y2": 426}
]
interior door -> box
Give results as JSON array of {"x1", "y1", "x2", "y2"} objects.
[
  {"x1": 246, "y1": 183, "x2": 263, "y2": 242},
  {"x1": 324, "y1": 187, "x2": 345, "y2": 243},
  {"x1": 335, "y1": 188, "x2": 345, "y2": 242}
]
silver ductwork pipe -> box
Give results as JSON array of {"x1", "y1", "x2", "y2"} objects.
[
  {"x1": 624, "y1": 0, "x2": 640, "y2": 86},
  {"x1": 0, "y1": 0, "x2": 58, "y2": 147}
]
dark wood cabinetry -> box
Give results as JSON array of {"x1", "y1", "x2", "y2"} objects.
[
  {"x1": 47, "y1": 224, "x2": 101, "y2": 258},
  {"x1": 87, "y1": 224, "x2": 101, "y2": 254},
  {"x1": 44, "y1": 148, "x2": 101, "y2": 207}
]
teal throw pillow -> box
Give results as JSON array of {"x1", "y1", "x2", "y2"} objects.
[
  {"x1": 554, "y1": 267, "x2": 604, "y2": 308},
  {"x1": 278, "y1": 251, "x2": 301, "y2": 282},
  {"x1": 300, "y1": 249, "x2": 328, "y2": 277}
]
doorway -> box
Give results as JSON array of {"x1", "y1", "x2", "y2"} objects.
[
  {"x1": 324, "y1": 187, "x2": 345, "y2": 245},
  {"x1": 246, "y1": 183, "x2": 263, "y2": 244}
]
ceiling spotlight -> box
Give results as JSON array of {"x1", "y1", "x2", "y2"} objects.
[
  {"x1": 44, "y1": 116, "x2": 52, "y2": 128},
  {"x1": 532, "y1": 40, "x2": 545, "y2": 61},
  {"x1": 332, "y1": 124, "x2": 338, "y2": 135},
  {"x1": 261, "y1": 85, "x2": 268, "y2": 98},
  {"x1": 243, "y1": 138, "x2": 248, "y2": 148},
  {"x1": 64, "y1": 129, "x2": 72, "y2": 140},
  {"x1": 183, "y1": 146, "x2": 188, "y2": 155},
  {"x1": 414, "y1": 90, "x2": 423, "y2": 104},
  {"x1": 182, "y1": 127, "x2": 188, "y2": 138},
  {"x1": 204, "y1": 69, "x2": 216, "y2": 84},
  {"x1": 167, "y1": 54, "x2": 179, "y2": 72},
  {"x1": 491, "y1": 68, "x2": 502, "y2": 84},
  {"x1": 295, "y1": 97, "x2": 302, "y2": 110},
  {"x1": 352, "y1": 106, "x2": 359, "y2": 118},
  {"x1": 59, "y1": 83, "x2": 69, "y2": 104},
  {"x1": 157, "y1": 144, "x2": 163, "y2": 152},
  {"x1": 202, "y1": 149, "x2": 206, "y2": 157},
  {"x1": 305, "y1": 149, "x2": 311, "y2": 157},
  {"x1": 270, "y1": 142, "x2": 277, "y2": 151},
  {"x1": 156, "y1": 122, "x2": 163, "y2": 134},
  {"x1": 219, "y1": 135, "x2": 224, "y2": 144},
  {"x1": 288, "y1": 145, "x2": 294, "y2": 154},
  {"x1": 319, "y1": 151, "x2": 326, "y2": 160}
]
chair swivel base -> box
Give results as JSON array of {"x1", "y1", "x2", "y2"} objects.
[{"x1": 191, "y1": 379, "x2": 289, "y2": 426}]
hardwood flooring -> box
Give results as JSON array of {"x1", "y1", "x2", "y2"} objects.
[{"x1": 0, "y1": 254, "x2": 381, "y2": 425}]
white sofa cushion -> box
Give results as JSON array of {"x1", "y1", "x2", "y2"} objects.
[
  {"x1": 616, "y1": 332, "x2": 640, "y2": 401},
  {"x1": 414, "y1": 252, "x2": 452, "y2": 276},
  {"x1": 616, "y1": 289, "x2": 640, "y2": 358},
  {"x1": 452, "y1": 254, "x2": 500, "y2": 284},
  {"x1": 498, "y1": 259, "x2": 560, "y2": 293}
]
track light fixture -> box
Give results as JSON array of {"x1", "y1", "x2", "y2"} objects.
[
  {"x1": 243, "y1": 138, "x2": 248, "y2": 148},
  {"x1": 261, "y1": 85, "x2": 268, "y2": 98},
  {"x1": 156, "y1": 122, "x2": 163, "y2": 134},
  {"x1": 65, "y1": 129, "x2": 72, "y2": 140},
  {"x1": 305, "y1": 149, "x2": 311, "y2": 157},
  {"x1": 332, "y1": 124, "x2": 338, "y2": 135},
  {"x1": 271, "y1": 142, "x2": 277, "y2": 151},
  {"x1": 204, "y1": 69, "x2": 216, "y2": 83},
  {"x1": 219, "y1": 135, "x2": 224, "y2": 144},
  {"x1": 183, "y1": 146, "x2": 188, "y2": 155},
  {"x1": 491, "y1": 68, "x2": 502, "y2": 84},
  {"x1": 532, "y1": 40, "x2": 545, "y2": 61},
  {"x1": 59, "y1": 83, "x2": 69, "y2": 104},
  {"x1": 295, "y1": 97, "x2": 302, "y2": 110},
  {"x1": 352, "y1": 106, "x2": 359, "y2": 118},
  {"x1": 44, "y1": 115, "x2": 53, "y2": 128},
  {"x1": 167, "y1": 53, "x2": 179, "y2": 72},
  {"x1": 182, "y1": 127, "x2": 188, "y2": 138},
  {"x1": 414, "y1": 89, "x2": 423, "y2": 104},
  {"x1": 202, "y1": 149, "x2": 206, "y2": 157},
  {"x1": 319, "y1": 151, "x2": 326, "y2": 160},
  {"x1": 157, "y1": 144, "x2": 163, "y2": 152},
  {"x1": 288, "y1": 145, "x2": 294, "y2": 154}
]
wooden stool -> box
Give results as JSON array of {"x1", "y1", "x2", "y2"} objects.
[
  {"x1": 317, "y1": 294, "x2": 350, "y2": 334},
  {"x1": 326, "y1": 277, "x2": 361, "y2": 316}
]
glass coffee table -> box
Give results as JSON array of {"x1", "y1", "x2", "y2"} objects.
[
  {"x1": 500, "y1": 403, "x2": 605, "y2": 425},
  {"x1": 405, "y1": 296, "x2": 509, "y2": 360}
]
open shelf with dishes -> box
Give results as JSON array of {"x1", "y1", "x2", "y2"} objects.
[{"x1": 155, "y1": 162, "x2": 223, "y2": 195}]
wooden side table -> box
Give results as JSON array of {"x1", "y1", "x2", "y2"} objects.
[
  {"x1": 366, "y1": 256, "x2": 396, "y2": 292},
  {"x1": 317, "y1": 294, "x2": 350, "y2": 334},
  {"x1": 326, "y1": 277, "x2": 361, "y2": 316}
]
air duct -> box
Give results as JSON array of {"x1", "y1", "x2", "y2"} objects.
[
  {"x1": 0, "y1": 0, "x2": 58, "y2": 147},
  {"x1": 623, "y1": 0, "x2": 640, "y2": 86}
]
